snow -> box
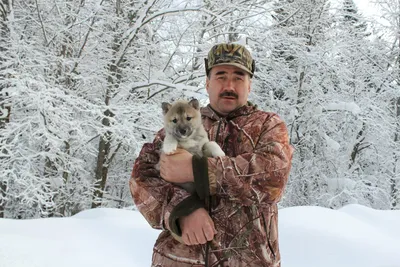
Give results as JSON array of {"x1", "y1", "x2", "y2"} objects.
[
  {"x1": 280, "y1": 205, "x2": 400, "y2": 267},
  {"x1": 325, "y1": 102, "x2": 361, "y2": 115},
  {"x1": 353, "y1": 0, "x2": 378, "y2": 19},
  {"x1": 324, "y1": 133, "x2": 341, "y2": 150},
  {"x1": 1, "y1": 204, "x2": 399, "y2": 267}
]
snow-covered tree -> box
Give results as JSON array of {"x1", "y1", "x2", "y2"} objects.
[
  {"x1": 0, "y1": 0, "x2": 13, "y2": 218},
  {"x1": 251, "y1": 0, "x2": 337, "y2": 207},
  {"x1": 0, "y1": 0, "x2": 205, "y2": 218},
  {"x1": 372, "y1": 0, "x2": 400, "y2": 209},
  {"x1": 1, "y1": 0, "x2": 400, "y2": 218}
]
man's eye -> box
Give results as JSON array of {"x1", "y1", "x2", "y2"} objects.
[
  {"x1": 186, "y1": 117, "x2": 192, "y2": 121},
  {"x1": 172, "y1": 119, "x2": 177, "y2": 123}
]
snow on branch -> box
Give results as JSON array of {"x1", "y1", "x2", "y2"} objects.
[
  {"x1": 323, "y1": 102, "x2": 361, "y2": 115},
  {"x1": 129, "y1": 80, "x2": 198, "y2": 92}
]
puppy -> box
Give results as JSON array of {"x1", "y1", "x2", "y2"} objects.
[{"x1": 160, "y1": 99, "x2": 225, "y2": 193}]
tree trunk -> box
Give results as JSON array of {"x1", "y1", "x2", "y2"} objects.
[
  {"x1": 91, "y1": 32, "x2": 120, "y2": 208},
  {"x1": 91, "y1": 109, "x2": 113, "y2": 208},
  {"x1": 0, "y1": 180, "x2": 6, "y2": 218},
  {"x1": 0, "y1": 0, "x2": 11, "y2": 218},
  {"x1": 58, "y1": 141, "x2": 70, "y2": 216},
  {"x1": 349, "y1": 122, "x2": 366, "y2": 169},
  {"x1": 0, "y1": 0, "x2": 11, "y2": 124},
  {"x1": 91, "y1": 0, "x2": 135, "y2": 208}
]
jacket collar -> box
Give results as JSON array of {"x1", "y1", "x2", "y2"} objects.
[{"x1": 201, "y1": 102, "x2": 258, "y2": 121}]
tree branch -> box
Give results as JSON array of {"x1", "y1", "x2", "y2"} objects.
[{"x1": 35, "y1": 0, "x2": 48, "y2": 44}]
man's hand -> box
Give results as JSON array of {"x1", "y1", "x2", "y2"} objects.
[
  {"x1": 179, "y1": 208, "x2": 216, "y2": 245},
  {"x1": 160, "y1": 149, "x2": 194, "y2": 183}
]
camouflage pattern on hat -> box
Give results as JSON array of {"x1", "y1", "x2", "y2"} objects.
[{"x1": 205, "y1": 43, "x2": 255, "y2": 77}]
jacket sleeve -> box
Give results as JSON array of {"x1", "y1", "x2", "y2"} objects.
[
  {"x1": 129, "y1": 130, "x2": 204, "y2": 238},
  {"x1": 192, "y1": 114, "x2": 293, "y2": 206}
]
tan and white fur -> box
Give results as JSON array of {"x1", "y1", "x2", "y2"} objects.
[{"x1": 161, "y1": 99, "x2": 225, "y2": 193}]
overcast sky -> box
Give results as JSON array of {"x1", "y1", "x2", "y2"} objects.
[{"x1": 353, "y1": 0, "x2": 378, "y2": 18}]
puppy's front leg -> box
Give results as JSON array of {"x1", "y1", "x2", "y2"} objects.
[
  {"x1": 203, "y1": 141, "x2": 225, "y2": 157},
  {"x1": 162, "y1": 134, "x2": 178, "y2": 155}
]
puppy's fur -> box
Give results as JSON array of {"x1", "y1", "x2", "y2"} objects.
[{"x1": 161, "y1": 99, "x2": 225, "y2": 193}]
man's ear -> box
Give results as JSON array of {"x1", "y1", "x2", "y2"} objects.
[
  {"x1": 248, "y1": 78, "x2": 252, "y2": 93},
  {"x1": 205, "y1": 76, "x2": 210, "y2": 93},
  {"x1": 162, "y1": 102, "x2": 171, "y2": 115}
]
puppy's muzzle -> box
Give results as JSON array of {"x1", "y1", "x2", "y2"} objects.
[{"x1": 174, "y1": 126, "x2": 193, "y2": 139}]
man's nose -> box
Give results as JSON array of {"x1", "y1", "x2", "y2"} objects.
[{"x1": 223, "y1": 77, "x2": 235, "y2": 89}]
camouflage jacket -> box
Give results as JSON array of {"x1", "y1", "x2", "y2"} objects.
[{"x1": 130, "y1": 103, "x2": 293, "y2": 267}]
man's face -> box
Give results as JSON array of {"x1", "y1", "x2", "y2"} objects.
[{"x1": 206, "y1": 65, "x2": 252, "y2": 116}]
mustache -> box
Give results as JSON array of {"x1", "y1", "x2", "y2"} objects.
[{"x1": 219, "y1": 91, "x2": 238, "y2": 98}]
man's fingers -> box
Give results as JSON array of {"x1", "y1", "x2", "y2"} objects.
[
  {"x1": 206, "y1": 218, "x2": 217, "y2": 234},
  {"x1": 203, "y1": 226, "x2": 214, "y2": 242},
  {"x1": 175, "y1": 148, "x2": 189, "y2": 154},
  {"x1": 159, "y1": 167, "x2": 166, "y2": 180},
  {"x1": 179, "y1": 208, "x2": 217, "y2": 245},
  {"x1": 183, "y1": 233, "x2": 191, "y2": 246},
  {"x1": 210, "y1": 219, "x2": 217, "y2": 234},
  {"x1": 185, "y1": 229, "x2": 212, "y2": 245},
  {"x1": 196, "y1": 230, "x2": 207, "y2": 244},
  {"x1": 183, "y1": 231, "x2": 199, "y2": 246},
  {"x1": 159, "y1": 153, "x2": 166, "y2": 162},
  {"x1": 188, "y1": 232, "x2": 198, "y2": 245}
]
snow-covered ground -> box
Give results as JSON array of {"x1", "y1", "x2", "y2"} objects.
[{"x1": 0, "y1": 204, "x2": 399, "y2": 267}]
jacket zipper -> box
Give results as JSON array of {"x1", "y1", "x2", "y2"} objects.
[
  {"x1": 205, "y1": 119, "x2": 224, "y2": 267},
  {"x1": 203, "y1": 105, "x2": 257, "y2": 266}
]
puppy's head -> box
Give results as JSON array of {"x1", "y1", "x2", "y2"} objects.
[{"x1": 162, "y1": 99, "x2": 201, "y2": 140}]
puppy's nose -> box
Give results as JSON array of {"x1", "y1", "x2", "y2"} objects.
[{"x1": 179, "y1": 128, "x2": 187, "y2": 135}]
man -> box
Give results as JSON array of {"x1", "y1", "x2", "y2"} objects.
[{"x1": 130, "y1": 43, "x2": 293, "y2": 266}]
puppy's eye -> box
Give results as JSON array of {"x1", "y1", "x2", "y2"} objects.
[
  {"x1": 172, "y1": 119, "x2": 177, "y2": 123},
  {"x1": 186, "y1": 117, "x2": 192, "y2": 121}
]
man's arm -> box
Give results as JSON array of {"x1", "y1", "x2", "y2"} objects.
[
  {"x1": 193, "y1": 114, "x2": 293, "y2": 205},
  {"x1": 129, "y1": 131, "x2": 204, "y2": 239}
]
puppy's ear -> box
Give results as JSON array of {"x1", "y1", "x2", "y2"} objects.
[
  {"x1": 162, "y1": 102, "x2": 171, "y2": 115},
  {"x1": 188, "y1": 99, "x2": 200, "y2": 110}
]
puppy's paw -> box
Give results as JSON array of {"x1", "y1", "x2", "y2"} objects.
[
  {"x1": 154, "y1": 162, "x2": 161, "y2": 171},
  {"x1": 212, "y1": 149, "x2": 225, "y2": 157},
  {"x1": 162, "y1": 143, "x2": 177, "y2": 155},
  {"x1": 203, "y1": 141, "x2": 225, "y2": 157}
]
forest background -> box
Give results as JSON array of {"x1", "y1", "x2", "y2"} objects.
[{"x1": 0, "y1": 0, "x2": 399, "y2": 219}]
